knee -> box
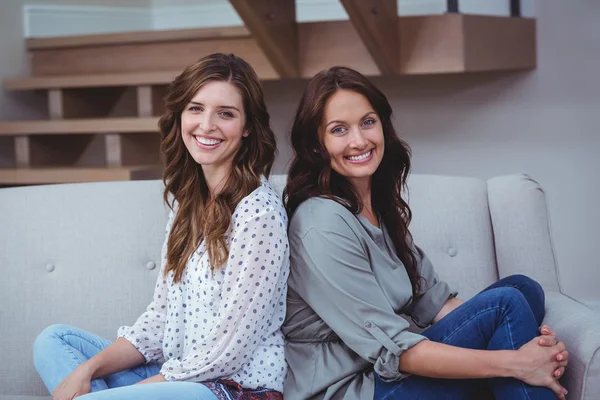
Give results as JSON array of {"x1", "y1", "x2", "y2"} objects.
[
  {"x1": 506, "y1": 274, "x2": 545, "y2": 301},
  {"x1": 492, "y1": 286, "x2": 529, "y2": 309},
  {"x1": 506, "y1": 274, "x2": 542, "y2": 288},
  {"x1": 33, "y1": 324, "x2": 71, "y2": 360}
]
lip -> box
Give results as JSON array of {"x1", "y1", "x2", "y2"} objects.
[
  {"x1": 344, "y1": 149, "x2": 374, "y2": 164},
  {"x1": 193, "y1": 134, "x2": 223, "y2": 150}
]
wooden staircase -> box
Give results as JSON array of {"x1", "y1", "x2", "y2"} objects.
[
  {"x1": 0, "y1": 1, "x2": 536, "y2": 186},
  {"x1": 1, "y1": 72, "x2": 168, "y2": 186}
]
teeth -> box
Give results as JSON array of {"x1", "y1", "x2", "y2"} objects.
[
  {"x1": 348, "y1": 150, "x2": 372, "y2": 161},
  {"x1": 196, "y1": 136, "x2": 221, "y2": 146}
]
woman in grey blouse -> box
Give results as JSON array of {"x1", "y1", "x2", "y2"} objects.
[{"x1": 281, "y1": 66, "x2": 569, "y2": 400}]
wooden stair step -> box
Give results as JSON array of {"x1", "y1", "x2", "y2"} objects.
[
  {"x1": 0, "y1": 117, "x2": 160, "y2": 136},
  {"x1": 0, "y1": 166, "x2": 162, "y2": 185},
  {"x1": 4, "y1": 71, "x2": 179, "y2": 91}
]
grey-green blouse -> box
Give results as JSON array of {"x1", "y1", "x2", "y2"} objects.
[{"x1": 282, "y1": 197, "x2": 456, "y2": 400}]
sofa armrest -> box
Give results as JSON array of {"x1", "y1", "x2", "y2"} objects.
[
  {"x1": 543, "y1": 292, "x2": 600, "y2": 400},
  {"x1": 487, "y1": 174, "x2": 561, "y2": 292}
]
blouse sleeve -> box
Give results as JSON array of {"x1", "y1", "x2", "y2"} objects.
[
  {"x1": 288, "y1": 213, "x2": 427, "y2": 382},
  {"x1": 406, "y1": 246, "x2": 457, "y2": 328},
  {"x1": 117, "y1": 207, "x2": 175, "y2": 363},
  {"x1": 159, "y1": 204, "x2": 289, "y2": 382}
]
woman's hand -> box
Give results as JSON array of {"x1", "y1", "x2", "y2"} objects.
[
  {"x1": 538, "y1": 324, "x2": 569, "y2": 379},
  {"x1": 514, "y1": 336, "x2": 568, "y2": 399},
  {"x1": 52, "y1": 365, "x2": 93, "y2": 400}
]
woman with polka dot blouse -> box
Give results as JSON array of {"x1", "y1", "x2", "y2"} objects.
[{"x1": 33, "y1": 53, "x2": 290, "y2": 400}]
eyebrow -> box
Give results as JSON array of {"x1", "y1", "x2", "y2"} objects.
[
  {"x1": 189, "y1": 101, "x2": 240, "y2": 112},
  {"x1": 324, "y1": 111, "x2": 376, "y2": 129}
]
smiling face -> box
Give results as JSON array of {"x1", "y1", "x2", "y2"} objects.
[
  {"x1": 180, "y1": 80, "x2": 247, "y2": 178},
  {"x1": 320, "y1": 89, "x2": 385, "y2": 190}
]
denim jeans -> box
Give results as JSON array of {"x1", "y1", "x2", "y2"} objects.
[
  {"x1": 33, "y1": 324, "x2": 217, "y2": 400},
  {"x1": 374, "y1": 274, "x2": 557, "y2": 400}
]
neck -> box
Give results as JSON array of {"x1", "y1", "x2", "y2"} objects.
[
  {"x1": 202, "y1": 163, "x2": 231, "y2": 198},
  {"x1": 351, "y1": 177, "x2": 373, "y2": 212}
]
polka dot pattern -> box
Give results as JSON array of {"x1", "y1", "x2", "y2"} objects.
[{"x1": 118, "y1": 176, "x2": 289, "y2": 391}]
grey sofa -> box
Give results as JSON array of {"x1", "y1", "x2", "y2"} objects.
[{"x1": 1, "y1": 174, "x2": 599, "y2": 400}]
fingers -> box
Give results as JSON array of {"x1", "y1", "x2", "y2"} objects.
[
  {"x1": 549, "y1": 380, "x2": 568, "y2": 399},
  {"x1": 554, "y1": 366, "x2": 565, "y2": 378},
  {"x1": 540, "y1": 324, "x2": 553, "y2": 335},
  {"x1": 539, "y1": 335, "x2": 558, "y2": 346},
  {"x1": 557, "y1": 350, "x2": 569, "y2": 363}
]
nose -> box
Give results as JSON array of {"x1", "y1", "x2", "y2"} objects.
[
  {"x1": 199, "y1": 112, "x2": 216, "y2": 133},
  {"x1": 348, "y1": 127, "x2": 368, "y2": 150}
]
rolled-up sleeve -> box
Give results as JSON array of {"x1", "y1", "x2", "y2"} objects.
[
  {"x1": 408, "y1": 247, "x2": 457, "y2": 328},
  {"x1": 290, "y1": 221, "x2": 427, "y2": 382}
]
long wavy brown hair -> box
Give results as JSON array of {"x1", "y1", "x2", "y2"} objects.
[
  {"x1": 159, "y1": 53, "x2": 276, "y2": 282},
  {"x1": 284, "y1": 66, "x2": 422, "y2": 296}
]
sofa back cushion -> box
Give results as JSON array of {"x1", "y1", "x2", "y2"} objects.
[{"x1": 0, "y1": 174, "x2": 498, "y2": 396}]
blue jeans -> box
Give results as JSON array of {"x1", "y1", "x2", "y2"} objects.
[
  {"x1": 33, "y1": 324, "x2": 217, "y2": 400},
  {"x1": 374, "y1": 274, "x2": 557, "y2": 400}
]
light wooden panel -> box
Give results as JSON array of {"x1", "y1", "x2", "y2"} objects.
[
  {"x1": 31, "y1": 39, "x2": 278, "y2": 78},
  {"x1": 0, "y1": 166, "x2": 163, "y2": 185},
  {"x1": 27, "y1": 26, "x2": 250, "y2": 50},
  {"x1": 0, "y1": 117, "x2": 159, "y2": 136},
  {"x1": 341, "y1": 0, "x2": 398, "y2": 75},
  {"x1": 463, "y1": 15, "x2": 536, "y2": 71},
  {"x1": 24, "y1": 17, "x2": 536, "y2": 79},
  {"x1": 398, "y1": 14, "x2": 536, "y2": 74},
  {"x1": 298, "y1": 20, "x2": 380, "y2": 77},
  {"x1": 230, "y1": 0, "x2": 298, "y2": 78},
  {"x1": 4, "y1": 71, "x2": 180, "y2": 91},
  {"x1": 398, "y1": 14, "x2": 465, "y2": 74}
]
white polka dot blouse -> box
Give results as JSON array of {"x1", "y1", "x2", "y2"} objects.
[{"x1": 118, "y1": 176, "x2": 290, "y2": 392}]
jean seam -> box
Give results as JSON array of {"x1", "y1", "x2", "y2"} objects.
[{"x1": 59, "y1": 332, "x2": 148, "y2": 381}]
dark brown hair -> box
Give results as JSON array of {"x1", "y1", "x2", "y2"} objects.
[
  {"x1": 284, "y1": 66, "x2": 422, "y2": 296},
  {"x1": 159, "y1": 53, "x2": 276, "y2": 282}
]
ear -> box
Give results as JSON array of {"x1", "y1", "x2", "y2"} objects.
[{"x1": 242, "y1": 131, "x2": 249, "y2": 137}]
